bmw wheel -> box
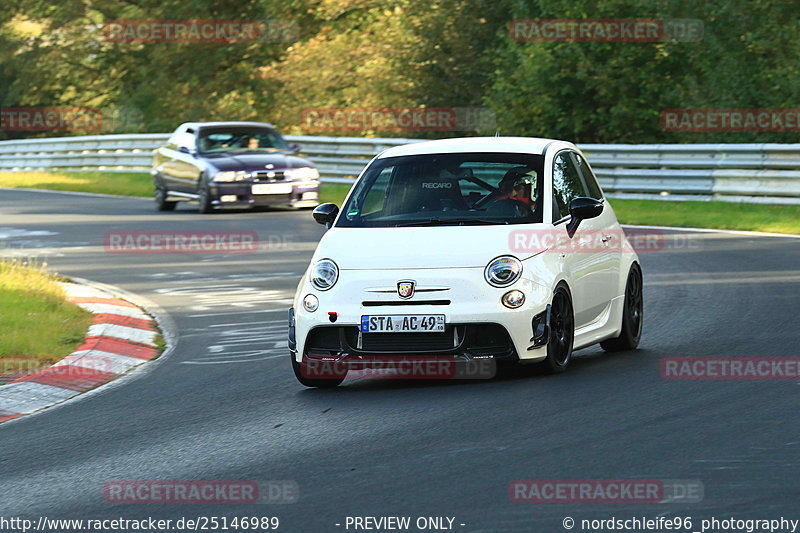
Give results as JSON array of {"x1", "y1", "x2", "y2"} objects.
[
  {"x1": 155, "y1": 187, "x2": 177, "y2": 211},
  {"x1": 601, "y1": 264, "x2": 643, "y2": 352},
  {"x1": 197, "y1": 183, "x2": 213, "y2": 214}
]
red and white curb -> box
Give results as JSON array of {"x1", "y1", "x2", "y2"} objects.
[{"x1": 0, "y1": 283, "x2": 162, "y2": 424}]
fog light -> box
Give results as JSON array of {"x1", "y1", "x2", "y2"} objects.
[
  {"x1": 302, "y1": 294, "x2": 319, "y2": 312},
  {"x1": 502, "y1": 290, "x2": 525, "y2": 309},
  {"x1": 302, "y1": 192, "x2": 319, "y2": 200},
  {"x1": 220, "y1": 195, "x2": 237, "y2": 202}
]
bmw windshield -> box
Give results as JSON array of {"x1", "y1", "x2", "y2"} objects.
[
  {"x1": 197, "y1": 127, "x2": 290, "y2": 154},
  {"x1": 336, "y1": 152, "x2": 545, "y2": 227}
]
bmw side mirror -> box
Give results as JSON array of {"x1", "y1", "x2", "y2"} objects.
[
  {"x1": 566, "y1": 197, "x2": 603, "y2": 237},
  {"x1": 290, "y1": 143, "x2": 302, "y2": 154},
  {"x1": 178, "y1": 146, "x2": 196, "y2": 156},
  {"x1": 313, "y1": 203, "x2": 339, "y2": 229}
]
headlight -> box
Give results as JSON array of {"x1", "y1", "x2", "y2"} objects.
[
  {"x1": 285, "y1": 167, "x2": 320, "y2": 181},
  {"x1": 484, "y1": 256, "x2": 522, "y2": 287},
  {"x1": 214, "y1": 170, "x2": 250, "y2": 182},
  {"x1": 501, "y1": 290, "x2": 525, "y2": 309},
  {"x1": 311, "y1": 259, "x2": 338, "y2": 291},
  {"x1": 302, "y1": 294, "x2": 319, "y2": 312}
]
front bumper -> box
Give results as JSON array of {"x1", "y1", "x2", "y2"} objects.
[
  {"x1": 291, "y1": 267, "x2": 551, "y2": 364},
  {"x1": 210, "y1": 180, "x2": 319, "y2": 208}
]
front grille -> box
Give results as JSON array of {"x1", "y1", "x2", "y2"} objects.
[
  {"x1": 252, "y1": 171, "x2": 285, "y2": 182},
  {"x1": 348, "y1": 330, "x2": 455, "y2": 352},
  {"x1": 361, "y1": 300, "x2": 450, "y2": 307},
  {"x1": 305, "y1": 323, "x2": 516, "y2": 359}
]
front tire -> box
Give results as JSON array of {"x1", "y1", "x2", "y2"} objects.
[
  {"x1": 601, "y1": 263, "x2": 643, "y2": 352},
  {"x1": 538, "y1": 285, "x2": 574, "y2": 374},
  {"x1": 197, "y1": 183, "x2": 214, "y2": 214},
  {"x1": 291, "y1": 354, "x2": 346, "y2": 388},
  {"x1": 155, "y1": 187, "x2": 177, "y2": 211}
]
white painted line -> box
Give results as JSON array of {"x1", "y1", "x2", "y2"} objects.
[
  {"x1": 0, "y1": 187, "x2": 149, "y2": 200},
  {"x1": 622, "y1": 224, "x2": 800, "y2": 239},
  {"x1": 73, "y1": 303, "x2": 149, "y2": 319},
  {"x1": 54, "y1": 351, "x2": 146, "y2": 374},
  {"x1": 187, "y1": 309, "x2": 288, "y2": 318},
  {"x1": 0, "y1": 382, "x2": 78, "y2": 414},
  {"x1": 61, "y1": 284, "x2": 110, "y2": 298},
  {"x1": 180, "y1": 354, "x2": 285, "y2": 364},
  {"x1": 87, "y1": 324, "x2": 156, "y2": 346}
]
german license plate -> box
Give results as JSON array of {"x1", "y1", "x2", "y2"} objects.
[
  {"x1": 360, "y1": 315, "x2": 445, "y2": 333},
  {"x1": 252, "y1": 183, "x2": 292, "y2": 195}
]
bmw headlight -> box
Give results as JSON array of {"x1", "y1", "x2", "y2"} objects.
[
  {"x1": 285, "y1": 167, "x2": 320, "y2": 181},
  {"x1": 311, "y1": 259, "x2": 338, "y2": 291},
  {"x1": 484, "y1": 256, "x2": 522, "y2": 287},
  {"x1": 214, "y1": 170, "x2": 250, "y2": 182}
]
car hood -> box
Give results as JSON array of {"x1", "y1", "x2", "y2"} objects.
[
  {"x1": 313, "y1": 225, "x2": 548, "y2": 270},
  {"x1": 203, "y1": 152, "x2": 315, "y2": 172}
]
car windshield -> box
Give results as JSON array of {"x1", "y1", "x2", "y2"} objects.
[
  {"x1": 336, "y1": 152, "x2": 544, "y2": 227},
  {"x1": 196, "y1": 127, "x2": 290, "y2": 154}
]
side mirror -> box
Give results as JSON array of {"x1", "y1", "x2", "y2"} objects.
[
  {"x1": 289, "y1": 143, "x2": 302, "y2": 154},
  {"x1": 566, "y1": 197, "x2": 603, "y2": 237},
  {"x1": 312, "y1": 203, "x2": 339, "y2": 229},
  {"x1": 178, "y1": 146, "x2": 195, "y2": 156}
]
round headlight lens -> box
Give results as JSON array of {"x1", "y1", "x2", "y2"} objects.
[
  {"x1": 302, "y1": 294, "x2": 319, "y2": 312},
  {"x1": 484, "y1": 256, "x2": 523, "y2": 287},
  {"x1": 311, "y1": 259, "x2": 338, "y2": 291},
  {"x1": 501, "y1": 290, "x2": 525, "y2": 309}
]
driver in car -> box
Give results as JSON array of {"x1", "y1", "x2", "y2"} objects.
[{"x1": 492, "y1": 167, "x2": 537, "y2": 210}]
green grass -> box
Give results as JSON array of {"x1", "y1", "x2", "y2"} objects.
[
  {"x1": 0, "y1": 171, "x2": 152, "y2": 197},
  {"x1": 0, "y1": 258, "x2": 94, "y2": 371},
  {"x1": 607, "y1": 198, "x2": 800, "y2": 234}
]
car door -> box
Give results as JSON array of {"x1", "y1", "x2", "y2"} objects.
[
  {"x1": 550, "y1": 150, "x2": 615, "y2": 328},
  {"x1": 168, "y1": 130, "x2": 204, "y2": 194},
  {"x1": 573, "y1": 150, "x2": 622, "y2": 302}
]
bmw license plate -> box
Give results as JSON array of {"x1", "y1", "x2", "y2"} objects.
[
  {"x1": 252, "y1": 183, "x2": 292, "y2": 195},
  {"x1": 360, "y1": 315, "x2": 445, "y2": 333}
]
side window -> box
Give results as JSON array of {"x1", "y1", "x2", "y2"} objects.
[
  {"x1": 349, "y1": 167, "x2": 392, "y2": 218},
  {"x1": 551, "y1": 152, "x2": 584, "y2": 222},
  {"x1": 572, "y1": 152, "x2": 603, "y2": 200}
]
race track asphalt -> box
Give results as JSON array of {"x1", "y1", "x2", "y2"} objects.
[{"x1": 1, "y1": 189, "x2": 798, "y2": 532}]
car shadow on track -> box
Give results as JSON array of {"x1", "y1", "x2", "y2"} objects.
[{"x1": 294, "y1": 348, "x2": 659, "y2": 393}]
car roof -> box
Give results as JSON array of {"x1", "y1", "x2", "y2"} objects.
[
  {"x1": 376, "y1": 136, "x2": 574, "y2": 158},
  {"x1": 178, "y1": 121, "x2": 278, "y2": 131}
]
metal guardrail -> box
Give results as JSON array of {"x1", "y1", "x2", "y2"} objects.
[{"x1": 1, "y1": 134, "x2": 799, "y2": 203}]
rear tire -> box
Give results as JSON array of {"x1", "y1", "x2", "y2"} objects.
[
  {"x1": 601, "y1": 263, "x2": 643, "y2": 352},
  {"x1": 291, "y1": 354, "x2": 346, "y2": 388},
  {"x1": 155, "y1": 187, "x2": 177, "y2": 211},
  {"x1": 537, "y1": 285, "x2": 574, "y2": 374}
]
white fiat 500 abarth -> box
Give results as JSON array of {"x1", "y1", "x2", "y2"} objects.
[{"x1": 289, "y1": 137, "x2": 642, "y2": 387}]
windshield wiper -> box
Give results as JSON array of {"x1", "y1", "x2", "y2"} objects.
[{"x1": 396, "y1": 218, "x2": 508, "y2": 227}]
